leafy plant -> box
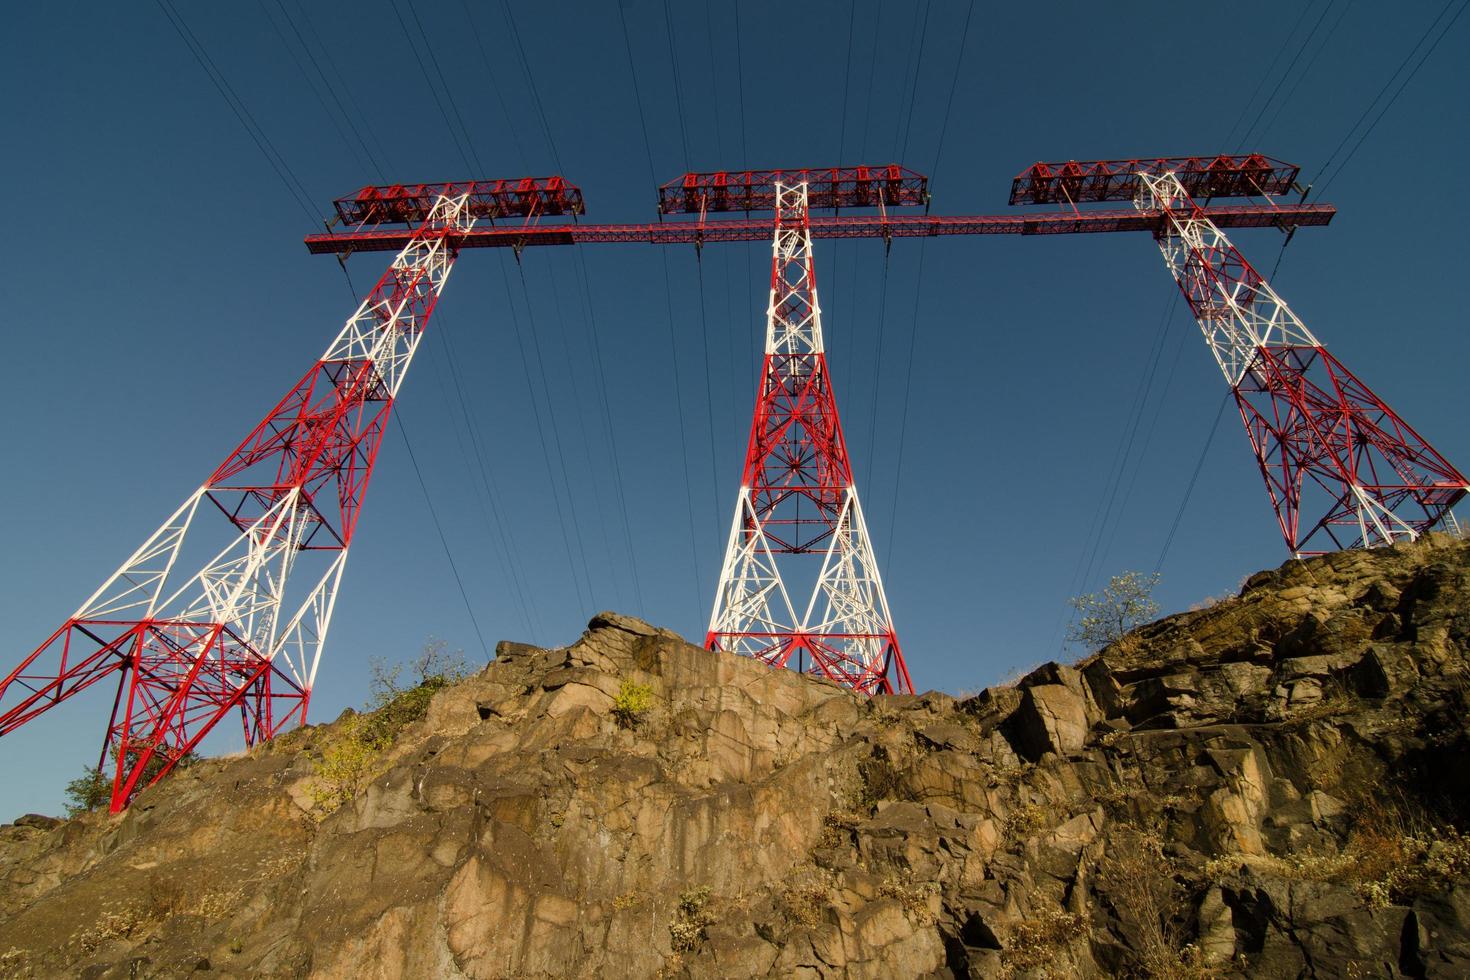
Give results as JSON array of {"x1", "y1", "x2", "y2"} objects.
[
  {"x1": 63, "y1": 742, "x2": 197, "y2": 817},
  {"x1": 611, "y1": 680, "x2": 654, "y2": 729},
  {"x1": 309, "y1": 637, "x2": 470, "y2": 816},
  {"x1": 64, "y1": 766, "x2": 110, "y2": 817},
  {"x1": 1067, "y1": 571, "x2": 1161, "y2": 650}
]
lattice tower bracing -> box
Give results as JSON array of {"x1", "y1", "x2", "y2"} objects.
[
  {"x1": 1137, "y1": 171, "x2": 1468, "y2": 555},
  {"x1": 707, "y1": 183, "x2": 913, "y2": 695},
  {"x1": 0, "y1": 192, "x2": 477, "y2": 811}
]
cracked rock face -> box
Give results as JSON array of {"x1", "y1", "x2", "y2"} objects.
[{"x1": 2, "y1": 535, "x2": 1470, "y2": 978}]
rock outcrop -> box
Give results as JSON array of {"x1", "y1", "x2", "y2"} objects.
[{"x1": 3, "y1": 536, "x2": 1470, "y2": 978}]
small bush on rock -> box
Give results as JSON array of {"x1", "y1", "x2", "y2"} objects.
[
  {"x1": 612, "y1": 680, "x2": 654, "y2": 728},
  {"x1": 669, "y1": 886, "x2": 715, "y2": 952}
]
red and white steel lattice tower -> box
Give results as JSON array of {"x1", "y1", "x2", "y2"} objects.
[
  {"x1": 1137, "y1": 170, "x2": 1468, "y2": 555},
  {"x1": 706, "y1": 182, "x2": 914, "y2": 695},
  {"x1": 0, "y1": 184, "x2": 516, "y2": 811}
]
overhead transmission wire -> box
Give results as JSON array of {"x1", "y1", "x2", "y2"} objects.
[
  {"x1": 394, "y1": 411, "x2": 492, "y2": 660},
  {"x1": 426, "y1": 320, "x2": 541, "y2": 639},
  {"x1": 498, "y1": 0, "x2": 567, "y2": 174},
  {"x1": 458, "y1": 0, "x2": 531, "y2": 166},
  {"x1": 660, "y1": 0, "x2": 724, "y2": 551},
  {"x1": 1154, "y1": 394, "x2": 1232, "y2": 575},
  {"x1": 386, "y1": 0, "x2": 477, "y2": 174},
  {"x1": 844, "y1": 3, "x2": 886, "y2": 395},
  {"x1": 290, "y1": 0, "x2": 400, "y2": 174},
  {"x1": 1314, "y1": 0, "x2": 1468, "y2": 196},
  {"x1": 544, "y1": 264, "x2": 626, "y2": 611},
  {"x1": 393, "y1": 3, "x2": 601, "y2": 622},
  {"x1": 461, "y1": 2, "x2": 634, "y2": 611},
  {"x1": 1050, "y1": 292, "x2": 1177, "y2": 654},
  {"x1": 494, "y1": 1, "x2": 650, "y2": 614},
  {"x1": 1233, "y1": 0, "x2": 1338, "y2": 151},
  {"x1": 403, "y1": 0, "x2": 485, "y2": 169},
  {"x1": 255, "y1": 0, "x2": 377, "y2": 182},
  {"x1": 503, "y1": 259, "x2": 595, "y2": 612},
  {"x1": 894, "y1": 0, "x2": 933, "y2": 167},
  {"x1": 618, "y1": 0, "x2": 704, "y2": 609},
  {"x1": 733, "y1": 1, "x2": 755, "y2": 372},
  {"x1": 888, "y1": 0, "x2": 974, "y2": 560},
  {"x1": 569, "y1": 252, "x2": 647, "y2": 613},
  {"x1": 827, "y1": 1, "x2": 857, "y2": 361},
  {"x1": 152, "y1": 0, "x2": 319, "y2": 227},
  {"x1": 1255, "y1": 0, "x2": 1356, "y2": 146},
  {"x1": 261, "y1": 0, "x2": 388, "y2": 184},
  {"x1": 866, "y1": 0, "x2": 932, "y2": 491},
  {"x1": 1219, "y1": 0, "x2": 1322, "y2": 151},
  {"x1": 375, "y1": 4, "x2": 558, "y2": 639},
  {"x1": 703, "y1": 0, "x2": 741, "y2": 443}
]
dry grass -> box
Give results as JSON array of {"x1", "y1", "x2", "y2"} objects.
[
  {"x1": 1101, "y1": 828, "x2": 1220, "y2": 979},
  {"x1": 879, "y1": 871, "x2": 937, "y2": 925},
  {"x1": 999, "y1": 904, "x2": 1087, "y2": 978},
  {"x1": 1205, "y1": 795, "x2": 1470, "y2": 907},
  {"x1": 782, "y1": 870, "x2": 835, "y2": 930},
  {"x1": 1003, "y1": 803, "x2": 1048, "y2": 840},
  {"x1": 668, "y1": 886, "x2": 715, "y2": 953}
]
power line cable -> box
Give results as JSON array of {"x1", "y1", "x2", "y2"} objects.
[
  {"x1": 618, "y1": 1, "x2": 704, "y2": 610},
  {"x1": 663, "y1": 249, "x2": 708, "y2": 610},
  {"x1": 895, "y1": 0, "x2": 933, "y2": 165},
  {"x1": 1236, "y1": 0, "x2": 1337, "y2": 151},
  {"x1": 1256, "y1": 0, "x2": 1357, "y2": 146},
  {"x1": 661, "y1": 0, "x2": 693, "y2": 171},
  {"x1": 864, "y1": 253, "x2": 893, "y2": 492},
  {"x1": 491, "y1": 256, "x2": 593, "y2": 612},
  {"x1": 426, "y1": 320, "x2": 540, "y2": 639},
  {"x1": 1154, "y1": 393, "x2": 1232, "y2": 574},
  {"x1": 1317, "y1": 0, "x2": 1468, "y2": 196},
  {"x1": 403, "y1": 0, "x2": 486, "y2": 172},
  {"x1": 513, "y1": 261, "x2": 597, "y2": 611},
  {"x1": 386, "y1": 0, "x2": 476, "y2": 174},
  {"x1": 889, "y1": 0, "x2": 974, "y2": 557},
  {"x1": 571, "y1": 247, "x2": 648, "y2": 614},
  {"x1": 394, "y1": 411, "x2": 491, "y2": 660},
  {"x1": 264, "y1": 0, "x2": 388, "y2": 183},
  {"x1": 1310, "y1": 0, "x2": 1460, "y2": 187},
  {"x1": 1220, "y1": 0, "x2": 1321, "y2": 150},
  {"x1": 497, "y1": 1, "x2": 567, "y2": 173},
  {"x1": 696, "y1": 255, "x2": 723, "y2": 534},
  {"x1": 289, "y1": 0, "x2": 400, "y2": 174},
  {"x1": 153, "y1": 0, "x2": 319, "y2": 227},
  {"x1": 255, "y1": 0, "x2": 378, "y2": 182},
  {"x1": 458, "y1": 0, "x2": 531, "y2": 169},
  {"x1": 543, "y1": 261, "x2": 623, "y2": 612}
]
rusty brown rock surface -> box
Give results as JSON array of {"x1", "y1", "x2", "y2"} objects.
[{"x1": 3, "y1": 535, "x2": 1470, "y2": 978}]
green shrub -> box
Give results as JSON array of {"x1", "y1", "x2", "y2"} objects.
[
  {"x1": 612, "y1": 680, "x2": 654, "y2": 729},
  {"x1": 64, "y1": 766, "x2": 110, "y2": 817}
]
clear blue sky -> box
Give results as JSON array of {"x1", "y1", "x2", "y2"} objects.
[{"x1": 1, "y1": 0, "x2": 1466, "y2": 816}]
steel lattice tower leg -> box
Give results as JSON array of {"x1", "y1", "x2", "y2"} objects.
[
  {"x1": 707, "y1": 183, "x2": 914, "y2": 695},
  {"x1": 1139, "y1": 172, "x2": 1468, "y2": 555},
  {"x1": 0, "y1": 193, "x2": 476, "y2": 811}
]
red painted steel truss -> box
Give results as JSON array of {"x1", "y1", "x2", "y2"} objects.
[
  {"x1": 1129, "y1": 171, "x2": 1467, "y2": 554},
  {"x1": 706, "y1": 182, "x2": 913, "y2": 695},
  {"x1": 305, "y1": 203, "x2": 1334, "y2": 254},
  {"x1": 0, "y1": 189, "x2": 477, "y2": 810},
  {"x1": 1009, "y1": 153, "x2": 1299, "y2": 206},
  {"x1": 659, "y1": 164, "x2": 928, "y2": 214}
]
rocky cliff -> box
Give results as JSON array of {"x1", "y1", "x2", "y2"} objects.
[{"x1": 3, "y1": 535, "x2": 1470, "y2": 978}]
